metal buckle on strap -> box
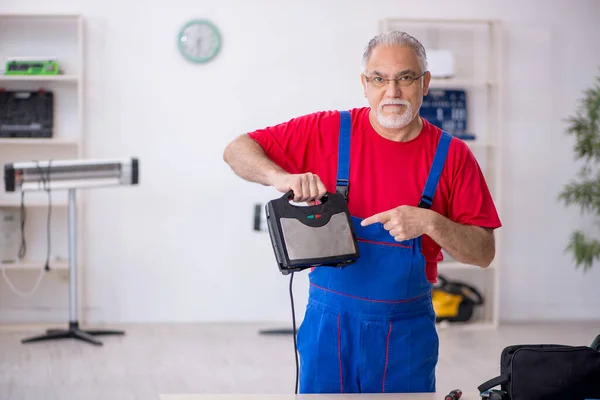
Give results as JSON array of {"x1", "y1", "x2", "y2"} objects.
[
  {"x1": 418, "y1": 195, "x2": 432, "y2": 209},
  {"x1": 336, "y1": 179, "x2": 349, "y2": 201}
]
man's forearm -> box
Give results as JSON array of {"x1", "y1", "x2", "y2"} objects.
[
  {"x1": 223, "y1": 134, "x2": 286, "y2": 186},
  {"x1": 424, "y1": 212, "x2": 495, "y2": 268}
]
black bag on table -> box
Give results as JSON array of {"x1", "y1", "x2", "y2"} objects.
[{"x1": 478, "y1": 334, "x2": 600, "y2": 400}]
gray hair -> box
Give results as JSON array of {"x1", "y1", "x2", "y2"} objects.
[{"x1": 361, "y1": 31, "x2": 428, "y2": 73}]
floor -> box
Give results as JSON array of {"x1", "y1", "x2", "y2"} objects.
[{"x1": 0, "y1": 321, "x2": 597, "y2": 400}]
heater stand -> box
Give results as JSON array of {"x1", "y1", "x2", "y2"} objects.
[{"x1": 21, "y1": 189, "x2": 125, "y2": 346}]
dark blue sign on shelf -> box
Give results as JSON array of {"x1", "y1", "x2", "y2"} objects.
[{"x1": 421, "y1": 88, "x2": 475, "y2": 140}]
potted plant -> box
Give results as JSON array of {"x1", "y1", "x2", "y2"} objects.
[{"x1": 558, "y1": 71, "x2": 600, "y2": 272}]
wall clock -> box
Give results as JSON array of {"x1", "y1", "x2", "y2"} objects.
[{"x1": 177, "y1": 19, "x2": 222, "y2": 64}]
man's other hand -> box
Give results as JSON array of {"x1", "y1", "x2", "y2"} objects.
[{"x1": 361, "y1": 205, "x2": 434, "y2": 242}]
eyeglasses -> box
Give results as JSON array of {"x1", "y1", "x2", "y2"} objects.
[{"x1": 364, "y1": 71, "x2": 427, "y2": 88}]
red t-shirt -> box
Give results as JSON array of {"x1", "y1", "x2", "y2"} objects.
[{"x1": 247, "y1": 107, "x2": 502, "y2": 282}]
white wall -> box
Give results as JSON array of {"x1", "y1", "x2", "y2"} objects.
[{"x1": 1, "y1": 0, "x2": 599, "y2": 324}]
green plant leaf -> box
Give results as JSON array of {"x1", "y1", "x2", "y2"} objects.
[
  {"x1": 558, "y1": 171, "x2": 600, "y2": 214},
  {"x1": 565, "y1": 231, "x2": 600, "y2": 272},
  {"x1": 560, "y1": 69, "x2": 600, "y2": 271}
]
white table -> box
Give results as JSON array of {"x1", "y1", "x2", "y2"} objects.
[{"x1": 160, "y1": 394, "x2": 480, "y2": 400}]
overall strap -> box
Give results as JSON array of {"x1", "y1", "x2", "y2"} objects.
[
  {"x1": 418, "y1": 131, "x2": 453, "y2": 209},
  {"x1": 336, "y1": 110, "x2": 352, "y2": 201}
]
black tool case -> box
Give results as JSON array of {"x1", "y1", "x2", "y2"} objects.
[{"x1": 0, "y1": 90, "x2": 54, "y2": 138}]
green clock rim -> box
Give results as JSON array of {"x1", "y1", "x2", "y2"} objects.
[{"x1": 177, "y1": 19, "x2": 222, "y2": 63}]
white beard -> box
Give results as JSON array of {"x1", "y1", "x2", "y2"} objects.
[{"x1": 376, "y1": 98, "x2": 414, "y2": 129}]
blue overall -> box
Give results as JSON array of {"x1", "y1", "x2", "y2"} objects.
[{"x1": 296, "y1": 110, "x2": 453, "y2": 394}]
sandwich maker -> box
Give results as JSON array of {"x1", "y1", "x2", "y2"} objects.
[{"x1": 265, "y1": 190, "x2": 360, "y2": 275}]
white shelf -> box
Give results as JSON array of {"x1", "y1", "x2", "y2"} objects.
[
  {"x1": 0, "y1": 189, "x2": 72, "y2": 208},
  {"x1": 0, "y1": 14, "x2": 84, "y2": 320},
  {"x1": 0, "y1": 138, "x2": 79, "y2": 146},
  {"x1": 429, "y1": 78, "x2": 495, "y2": 88},
  {"x1": 438, "y1": 261, "x2": 496, "y2": 271},
  {"x1": 383, "y1": 17, "x2": 502, "y2": 25},
  {"x1": 463, "y1": 140, "x2": 495, "y2": 148},
  {"x1": 0, "y1": 259, "x2": 69, "y2": 270},
  {"x1": 0, "y1": 74, "x2": 79, "y2": 83},
  {"x1": 0, "y1": 200, "x2": 68, "y2": 208},
  {"x1": 0, "y1": 14, "x2": 81, "y2": 19},
  {"x1": 436, "y1": 320, "x2": 498, "y2": 331}
]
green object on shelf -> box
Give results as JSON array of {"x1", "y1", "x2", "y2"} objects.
[{"x1": 5, "y1": 59, "x2": 60, "y2": 75}]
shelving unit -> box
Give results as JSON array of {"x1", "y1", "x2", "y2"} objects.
[
  {"x1": 1, "y1": 259, "x2": 69, "y2": 271},
  {"x1": 0, "y1": 14, "x2": 84, "y2": 290},
  {"x1": 0, "y1": 74, "x2": 79, "y2": 82},
  {"x1": 380, "y1": 18, "x2": 504, "y2": 329}
]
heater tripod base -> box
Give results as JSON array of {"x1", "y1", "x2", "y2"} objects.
[
  {"x1": 21, "y1": 322, "x2": 125, "y2": 346},
  {"x1": 259, "y1": 328, "x2": 294, "y2": 335}
]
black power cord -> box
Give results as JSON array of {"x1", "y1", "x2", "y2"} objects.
[
  {"x1": 289, "y1": 271, "x2": 299, "y2": 394},
  {"x1": 18, "y1": 191, "x2": 27, "y2": 259},
  {"x1": 37, "y1": 160, "x2": 52, "y2": 272},
  {"x1": 18, "y1": 160, "x2": 52, "y2": 272}
]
